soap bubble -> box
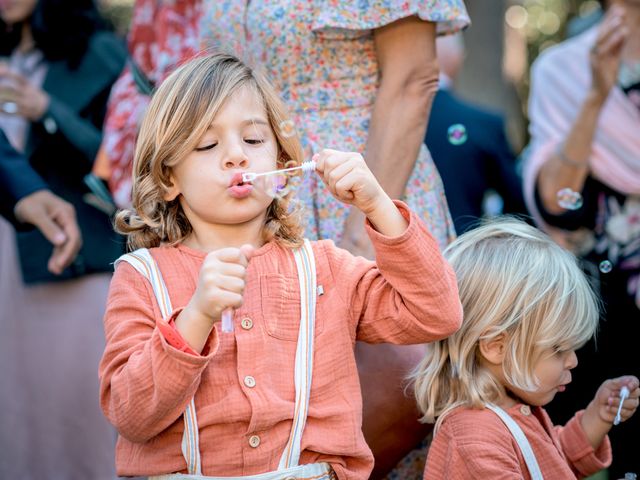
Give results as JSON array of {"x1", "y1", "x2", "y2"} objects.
[
  {"x1": 556, "y1": 188, "x2": 584, "y2": 210},
  {"x1": 279, "y1": 120, "x2": 296, "y2": 138},
  {"x1": 253, "y1": 174, "x2": 290, "y2": 200},
  {"x1": 599, "y1": 260, "x2": 612, "y2": 274},
  {"x1": 283, "y1": 159, "x2": 299, "y2": 176},
  {"x1": 447, "y1": 124, "x2": 467, "y2": 145}
]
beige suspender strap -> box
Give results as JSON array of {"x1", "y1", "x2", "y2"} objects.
[
  {"x1": 485, "y1": 404, "x2": 544, "y2": 479},
  {"x1": 116, "y1": 249, "x2": 202, "y2": 475},
  {"x1": 278, "y1": 239, "x2": 317, "y2": 470},
  {"x1": 120, "y1": 241, "x2": 319, "y2": 476}
]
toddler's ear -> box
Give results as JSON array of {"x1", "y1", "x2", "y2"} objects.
[{"x1": 479, "y1": 333, "x2": 507, "y2": 365}]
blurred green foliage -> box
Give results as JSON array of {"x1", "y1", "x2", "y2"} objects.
[{"x1": 515, "y1": 0, "x2": 603, "y2": 79}]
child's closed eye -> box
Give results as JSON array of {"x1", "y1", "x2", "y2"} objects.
[
  {"x1": 195, "y1": 143, "x2": 217, "y2": 152},
  {"x1": 245, "y1": 138, "x2": 265, "y2": 145}
]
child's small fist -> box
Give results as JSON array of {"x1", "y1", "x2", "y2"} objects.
[
  {"x1": 313, "y1": 149, "x2": 386, "y2": 215},
  {"x1": 593, "y1": 376, "x2": 639, "y2": 424},
  {"x1": 189, "y1": 245, "x2": 254, "y2": 321}
]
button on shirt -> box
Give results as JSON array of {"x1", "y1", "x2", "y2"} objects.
[{"x1": 100, "y1": 202, "x2": 463, "y2": 479}]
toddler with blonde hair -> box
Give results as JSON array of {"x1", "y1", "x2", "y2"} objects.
[{"x1": 413, "y1": 219, "x2": 639, "y2": 479}]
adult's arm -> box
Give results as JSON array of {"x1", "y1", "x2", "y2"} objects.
[
  {"x1": 0, "y1": 129, "x2": 81, "y2": 273},
  {"x1": 537, "y1": 6, "x2": 628, "y2": 215},
  {"x1": 340, "y1": 17, "x2": 439, "y2": 257},
  {"x1": 0, "y1": 129, "x2": 48, "y2": 222}
]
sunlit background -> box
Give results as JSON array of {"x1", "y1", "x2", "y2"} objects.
[{"x1": 96, "y1": 0, "x2": 605, "y2": 152}]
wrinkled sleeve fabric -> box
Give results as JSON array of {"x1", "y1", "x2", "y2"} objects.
[
  {"x1": 556, "y1": 411, "x2": 612, "y2": 477},
  {"x1": 323, "y1": 200, "x2": 462, "y2": 344},
  {"x1": 99, "y1": 261, "x2": 219, "y2": 443}
]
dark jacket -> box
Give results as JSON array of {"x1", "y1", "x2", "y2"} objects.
[
  {"x1": 425, "y1": 89, "x2": 527, "y2": 234},
  {"x1": 16, "y1": 31, "x2": 126, "y2": 283},
  {"x1": 0, "y1": 128, "x2": 48, "y2": 225}
]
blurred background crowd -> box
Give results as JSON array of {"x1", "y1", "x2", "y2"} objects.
[{"x1": 0, "y1": 0, "x2": 638, "y2": 479}]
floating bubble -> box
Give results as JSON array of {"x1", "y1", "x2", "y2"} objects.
[
  {"x1": 283, "y1": 159, "x2": 299, "y2": 176},
  {"x1": 447, "y1": 124, "x2": 468, "y2": 145},
  {"x1": 599, "y1": 260, "x2": 612, "y2": 274},
  {"x1": 252, "y1": 174, "x2": 290, "y2": 200},
  {"x1": 556, "y1": 188, "x2": 584, "y2": 210},
  {"x1": 279, "y1": 120, "x2": 296, "y2": 138}
]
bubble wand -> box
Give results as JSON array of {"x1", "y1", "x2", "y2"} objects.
[
  {"x1": 218, "y1": 161, "x2": 317, "y2": 333},
  {"x1": 242, "y1": 160, "x2": 316, "y2": 183},
  {"x1": 614, "y1": 386, "x2": 630, "y2": 426}
]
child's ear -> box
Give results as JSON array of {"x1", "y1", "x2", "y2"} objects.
[
  {"x1": 163, "y1": 176, "x2": 180, "y2": 201},
  {"x1": 479, "y1": 333, "x2": 507, "y2": 365}
]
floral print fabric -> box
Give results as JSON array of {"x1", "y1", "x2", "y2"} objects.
[
  {"x1": 103, "y1": 0, "x2": 202, "y2": 208},
  {"x1": 199, "y1": 0, "x2": 469, "y2": 246}
]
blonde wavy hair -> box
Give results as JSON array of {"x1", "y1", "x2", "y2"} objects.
[
  {"x1": 115, "y1": 53, "x2": 305, "y2": 250},
  {"x1": 412, "y1": 218, "x2": 599, "y2": 429}
]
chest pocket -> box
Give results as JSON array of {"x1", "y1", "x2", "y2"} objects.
[{"x1": 260, "y1": 273, "x2": 324, "y2": 341}]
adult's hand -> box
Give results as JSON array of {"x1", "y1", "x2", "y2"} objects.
[
  {"x1": 14, "y1": 190, "x2": 82, "y2": 274},
  {"x1": 0, "y1": 63, "x2": 50, "y2": 121},
  {"x1": 589, "y1": 4, "x2": 629, "y2": 101}
]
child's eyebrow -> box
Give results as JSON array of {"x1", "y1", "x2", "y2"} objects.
[
  {"x1": 241, "y1": 118, "x2": 269, "y2": 127},
  {"x1": 206, "y1": 118, "x2": 269, "y2": 130}
]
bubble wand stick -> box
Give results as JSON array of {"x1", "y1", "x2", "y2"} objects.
[
  {"x1": 242, "y1": 160, "x2": 316, "y2": 183},
  {"x1": 614, "y1": 386, "x2": 630, "y2": 426}
]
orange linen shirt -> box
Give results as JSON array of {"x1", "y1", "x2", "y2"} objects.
[
  {"x1": 99, "y1": 203, "x2": 462, "y2": 479},
  {"x1": 424, "y1": 404, "x2": 612, "y2": 479}
]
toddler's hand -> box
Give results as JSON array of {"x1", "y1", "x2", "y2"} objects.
[
  {"x1": 592, "y1": 376, "x2": 639, "y2": 424},
  {"x1": 314, "y1": 149, "x2": 387, "y2": 216},
  {"x1": 189, "y1": 244, "x2": 254, "y2": 322}
]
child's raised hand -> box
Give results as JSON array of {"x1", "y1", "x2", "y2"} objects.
[
  {"x1": 313, "y1": 149, "x2": 386, "y2": 216},
  {"x1": 188, "y1": 244, "x2": 254, "y2": 323},
  {"x1": 593, "y1": 376, "x2": 640, "y2": 424},
  {"x1": 581, "y1": 376, "x2": 639, "y2": 450}
]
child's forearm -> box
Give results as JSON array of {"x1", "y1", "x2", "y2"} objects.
[
  {"x1": 365, "y1": 195, "x2": 408, "y2": 237},
  {"x1": 175, "y1": 304, "x2": 216, "y2": 354},
  {"x1": 580, "y1": 401, "x2": 611, "y2": 449}
]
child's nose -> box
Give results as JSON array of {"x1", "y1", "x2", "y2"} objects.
[
  {"x1": 224, "y1": 156, "x2": 249, "y2": 169},
  {"x1": 223, "y1": 143, "x2": 249, "y2": 169},
  {"x1": 566, "y1": 350, "x2": 578, "y2": 370}
]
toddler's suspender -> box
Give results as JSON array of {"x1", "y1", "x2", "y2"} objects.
[
  {"x1": 485, "y1": 404, "x2": 544, "y2": 479},
  {"x1": 116, "y1": 240, "x2": 318, "y2": 476}
]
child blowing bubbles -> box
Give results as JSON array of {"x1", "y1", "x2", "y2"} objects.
[
  {"x1": 413, "y1": 219, "x2": 640, "y2": 479},
  {"x1": 98, "y1": 53, "x2": 462, "y2": 480}
]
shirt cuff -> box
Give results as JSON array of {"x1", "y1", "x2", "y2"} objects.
[
  {"x1": 156, "y1": 308, "x2": 200, "y2": 356},
  {"x1": 563, "y1": 410, "x2": 612, "y2": 473},
  {"x1": 364, "y1": 200, "x2": 414, "y2": 243}
]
